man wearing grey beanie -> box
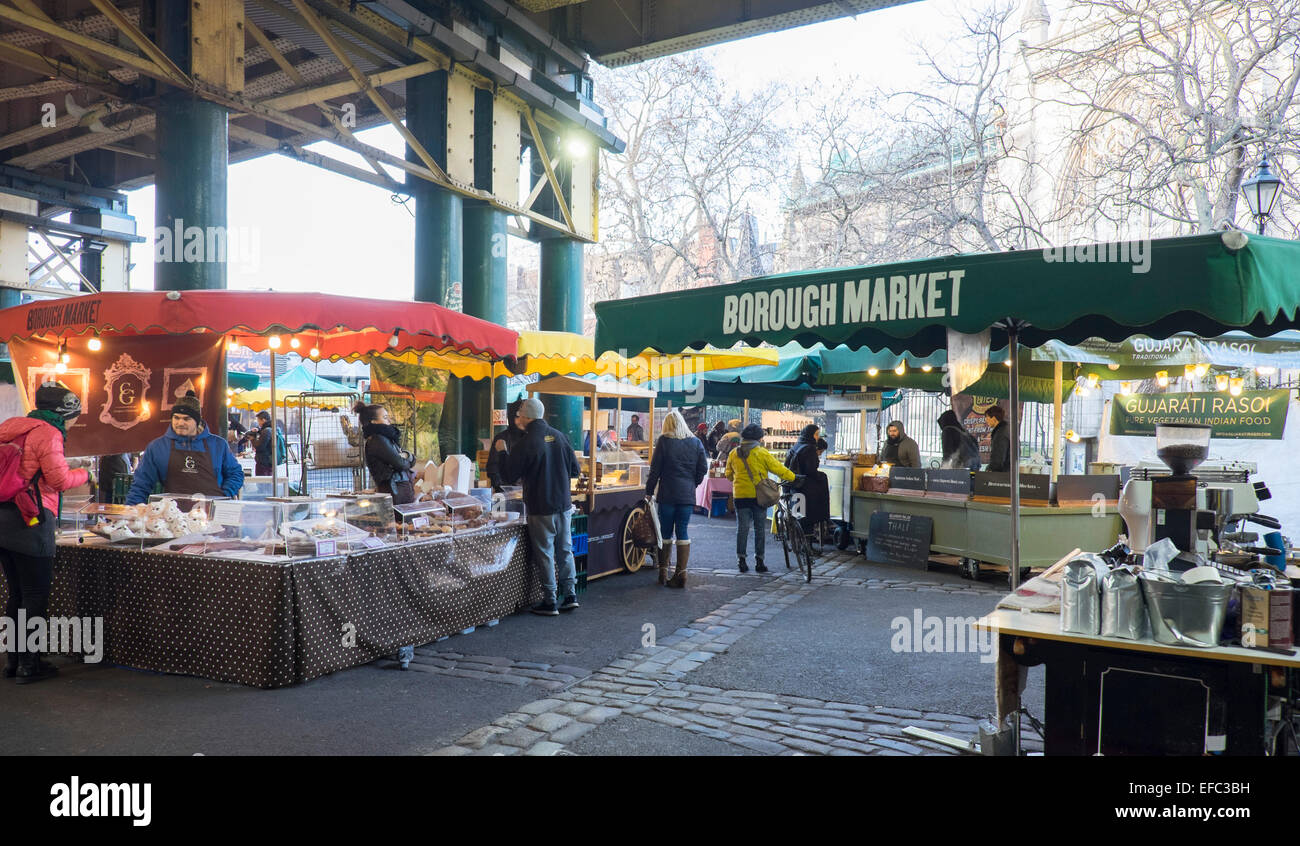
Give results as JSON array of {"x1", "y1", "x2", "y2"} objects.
[{"x1": 497, "y1": 395, "x2": 583, "y2": 615}]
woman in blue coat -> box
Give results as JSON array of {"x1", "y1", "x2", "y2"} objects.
[{"x1": 645, "y1": 410, "x2": 708, "y2": 588}]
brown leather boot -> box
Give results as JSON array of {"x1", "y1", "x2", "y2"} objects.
[
  {"x1": 658, "y1": 541, "x2": 672, "y2": 585},
  {"x1": 666, "y1": 541, "x2": 690, "y2": 588}
]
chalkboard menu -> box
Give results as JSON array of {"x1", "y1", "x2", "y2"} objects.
[
  {"x1": 865, "y1": 511, "x2": 934, "y2": 570},
  {"x1": 972, "y1": 472, "x2": 1052, "y2": 505},
  {"x1": 888, "y1": 467, "x2": 926, "y2": 494},
  {"x1": 925, "y1": 469, "x2": 972, "y2": 499}
]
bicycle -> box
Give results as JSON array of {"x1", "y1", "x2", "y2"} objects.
[{"x1": 773, "y1": 483, "x2": 815, "y2": 583}]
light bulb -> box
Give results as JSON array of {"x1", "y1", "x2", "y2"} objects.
[
  {"x1": 289, "y1": 337, "x2": 301, "y2": 350},
  {"x1": 268, "y1": 335, "x2": 282, "y2": 350},
  {"x1": 867, "y1": 367, "x2": 879, "y2": 377},
  {"x1": 54, "y1": 361, "x2": 67, "y2": 374},
  {"x1": 1195, "y1": 363, "x2": 1209, "y2": 378},
  {"x1": 1086, "y1": 373, "x2": 1100, "y2": 389},
  {"x1": 388, "y1": 331, "x2": 400, "y2": 348},
  {"x1": 1107, "y1": 363, "x2": 1120, "y2": 371},
  {"x1": 921, "y1": 364, "x2": 933, "y2": 373},
  {"x1": 1003, "y1": 358, "x2": 1012, "y2": 367},
  {"x1": 60, "y1": 353, "x2": 70, "y2": 364},
  {"x1": 894, "y1": 362, "x2": 906, "y2": 376},
  {"x1": 309, "y1": 347, "x2": 320, "y2": 359},
  {"x1": 1119, "y1": 381, "x2": 1132, "y2": 396},
  {"x1": 228, "y1": 337, "x2": 239, "y2": 351},
  {"x1": 1066, "y1": 430, "x2": 1081, "y2": 443},
  {"x1": 1156, "y1": 370, "x2": 1169, "y2": 387},
  {"x1": 1229, "y1": 377, "x2": 1244, "y2": 397},
  {"x1": 1215, "y1": 374, "x2": 1229, "y2": 391},
  {"x1": 87, "y1": 337, "x2": 102, "y2": 352}
]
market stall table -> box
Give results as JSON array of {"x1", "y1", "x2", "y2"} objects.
[
  {"x1": 6, "y1": 525, "x2": 539, "y2": 688},
  {"x1": 696, "y1": 476, "x2": 733, "y2": 516},
  {"x1": 977, "y1": 606, "x2": 1300, "y2": 755}
]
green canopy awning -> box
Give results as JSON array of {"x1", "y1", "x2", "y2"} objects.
[
  {"x1": 227, "y1": 371, "x2": 260, "y2": 391},
  {"x1": 595, "y1": 233, "x2": 1300, "y2": 357}
]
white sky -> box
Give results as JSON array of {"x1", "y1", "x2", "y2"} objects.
[{"x1": 124, "y1": 0, "x2": 1056, "y2": 299}]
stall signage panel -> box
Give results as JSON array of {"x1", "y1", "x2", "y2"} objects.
[
  {"x1": 973, "y1": 472, "x2": 1051, "y2": 502},
  {"x1": 925, "y1": 469, "x2": 972, "y2": 497},
  {"x1": 865, "y1": 511, "x2": 933, "y2": 570},
  {"x1": 824, "y1": 391, "x2": 883, "y2": 412},
  {"x1": 8, "y1": 334, "x2": 225, "y2": 457},
  {"x1": 1109, "y1": 390, "x2": 1289, "y2": 439},
  {"x1": 1057, "y1": 474, "x2": 1120, "y2": 505},
  {"x1": 888, "y1": 467, "x2": 926, "y2": 491}
]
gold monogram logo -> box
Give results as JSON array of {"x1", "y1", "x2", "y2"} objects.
[{"x1": 118, "y1": 382, "x2": 136, "y2": 404}]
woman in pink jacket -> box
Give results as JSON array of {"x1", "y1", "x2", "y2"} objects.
[{"x1": 0, "y1": 383, "x2": 89, "y2": 684}]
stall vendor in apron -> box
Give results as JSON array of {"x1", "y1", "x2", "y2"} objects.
[{"x1": 125, "y1": 391, "x2": 244, "y2": 504}]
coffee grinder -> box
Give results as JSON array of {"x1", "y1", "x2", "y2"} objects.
[{"x1": 1150, "y1": 423, "x2": 1211, "y2": 552}]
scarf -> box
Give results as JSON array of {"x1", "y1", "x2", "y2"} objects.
[
  {"x1": 28, "y1": 408, "x2": 67, "y2": 440},
  {"x1": 362, "y1": 422, "x2": 402, "y2": 444}
]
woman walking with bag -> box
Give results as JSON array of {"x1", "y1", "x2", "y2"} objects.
[
  {"x1": 354, "y1": 402, "x2": 415, "y2": 505},
  {"x1": 726, "y1": 423, "x2": 796, "y2": 573},
  {"x1": 645, "y1": 410, "x2": 708, "y2": 588},
  {"x1": 0, "y1": 383, "x2": 90, "y2": 684}
]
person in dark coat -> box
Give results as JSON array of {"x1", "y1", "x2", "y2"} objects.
[
  {"x1": 706, "y1": 421, "x2": 726, "y2": 457},
  {"x1": 354, "y1": 401, "x2": 415, "y2": 504},
  {"x1": 879, "y1": 420, "x2": 921, "y2": 467},
  {"x1": 938, "y1": 410, "x2": 982, "y2": 471},
  {"x1": 694, "y1": 422, "x2": 710, "y2": 456},
  {"x1": 500, "y1": 397, "x2": 583, "y2": 615},
  {"x1": 487, "y1": 399, "x2": 526, "y2": 491},
  {"x1": 252, "y1": 410, "x2": 286, "y2": 476},
  {"x1": 984, "y1": 405, "x2": 1012, "y2": 472},
  {"x1": 784, "y1": 424, "x2": 829, "y2": 533},
  {"x1": 646, "y1": 410, "x2": 709, "y2": 588}
]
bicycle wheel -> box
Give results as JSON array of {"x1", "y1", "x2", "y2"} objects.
[
  {"x1": 774, "y1": 508, "x2": 793, "y2": 569},
  {"x1": 787, "y1": 519, "x2": 814, "y2": 583}
]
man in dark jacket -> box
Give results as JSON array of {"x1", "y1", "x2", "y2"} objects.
[
  {"x1": 486, "y1": 399, "x2": 526, "y2": 491},
  {"x1": 879, "y1": 420, "x2": 921, "y2": 467},
  {"x1": 500, "y1": 397, "x2": 582, "y2": 616},
  {"x1": 984, "y1": 405, "x2": 1012, "y2": 472}
]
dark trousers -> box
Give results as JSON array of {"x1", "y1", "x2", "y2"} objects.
[{"x1": 1, "y1": 549, "x2": 53, "y2": 667}]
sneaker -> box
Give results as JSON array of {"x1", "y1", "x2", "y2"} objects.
[
  {"x1": 755, "y1": 561, "x2": 769, "y2": 573},
  {"x1": 559, "y1": 595, "x2": 581, "y2": 611},
  {"x1": 530, "y1": 601, "x2": 560, "y2": 617}
]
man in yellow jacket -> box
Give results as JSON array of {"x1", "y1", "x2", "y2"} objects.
[{"x1": 725, "y1": 423, "x2": 797, "y2": 573}]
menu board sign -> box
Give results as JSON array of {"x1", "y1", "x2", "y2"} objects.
[
  {"x1": 925, "y1": 469, "x2": 972, "y2": 499},
  {"x1": 972, "y1": 472, "x2": 1051, "y2": 504},
  {"x1": 865, "y1": 511, "x2": 933, "y2": 570},
  {"x1": 888, "y1": 467, "x2": 926, "y2": 493}
]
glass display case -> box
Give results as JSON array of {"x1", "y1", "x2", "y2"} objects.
[
  {"x1": 590, "y1": 449, "x2": 648, "y2": 490},
  {"x1": 66, "y1": 496, "x2": 228, "y2": 548},
  {"x1": 324, "y1": 492, "x2": 395, "y2": 538}
]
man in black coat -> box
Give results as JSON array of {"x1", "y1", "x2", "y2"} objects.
[
  {"x1": 486, "y1": 399, "x2": 526, "y2": 491},
  {"x1": 984, "y1": 405, "x2": 1012, "y2": 472},
  {"x1": 499, "y1": 397, "x2": 583, "y2": 616}
]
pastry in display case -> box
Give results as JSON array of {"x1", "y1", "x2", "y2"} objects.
[
  {"x1": 69, "y1": 495, "x2": 226, "y2": 546},
  {"x1": 393, "y1": 488, "x2": 520, "y2": 539},
  {"x1": 590, "y1": 449, "x2": 648, "y2": 489},
  {"x1": 324, "y1": 492, "x2": 395, "y2": 538}
]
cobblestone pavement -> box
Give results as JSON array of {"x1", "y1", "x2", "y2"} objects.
[{"x1": 420, "y1": 550, "x2": 1036, "y2": 757}]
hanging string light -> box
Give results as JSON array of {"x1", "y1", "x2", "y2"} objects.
[
  {"x1": 1155, "y1": 370, "x2": 1169, "y2": 388},
  {"x1": 1229, "y1": 376, "x2": 1245, "y2": 397},
  {"x1": 1215, "y1": 374, "x2": 1229, "y2": 392}
]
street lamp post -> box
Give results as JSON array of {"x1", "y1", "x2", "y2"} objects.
[{"x1": 1240, "y1": 153, "x2": 1284, "y2": 235}]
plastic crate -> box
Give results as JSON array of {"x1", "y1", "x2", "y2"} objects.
[
  {"x1": 710, "y1": 493, "x2": 730, "y2": 517},
  {"x1": 574, "y1": 554, "x2": 588, "y2": 595},
  {"x1": 572, "y1": 533, "x2": 588, "y2": 556},
  {"x1": 571, "y1": 513, "x2": 588, "y2": 535}
]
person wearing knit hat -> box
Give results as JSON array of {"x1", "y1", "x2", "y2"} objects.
[
  {"x1": 125, "y1": 390, "x2": 244, "y2": 504},
  {"x1": 0, "y1": 382, "x2": 91, "y2": 683},
  {"x1": 497, "y1": 394, "x2": 583, "y2": 615}
]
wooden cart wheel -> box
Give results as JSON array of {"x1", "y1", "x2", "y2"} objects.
[{"x1": 621, "y1": 503, "x2": 653, "y2": 573}]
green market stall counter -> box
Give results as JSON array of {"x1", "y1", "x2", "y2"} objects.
[{"x1": 850, "y1": 491, "x2": 1123, "y2": 581}]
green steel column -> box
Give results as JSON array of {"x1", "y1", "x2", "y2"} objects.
[
  {"x1": 462, "y1": 202, "x2": 507, "y2": 455},
  {"x1": 154, "y1": 96, "x2": 228, "y2": 291},
  {"x1": 539, "y1": 238, "x2": 585, "y2": 446},
  {"x1": 407, "y1": 72, "x2": 463, "y2": 460}
]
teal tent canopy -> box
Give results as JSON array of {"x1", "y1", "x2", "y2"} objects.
[{"x1": 228, "y1": 371, "x2": 260, "y2": 391}]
